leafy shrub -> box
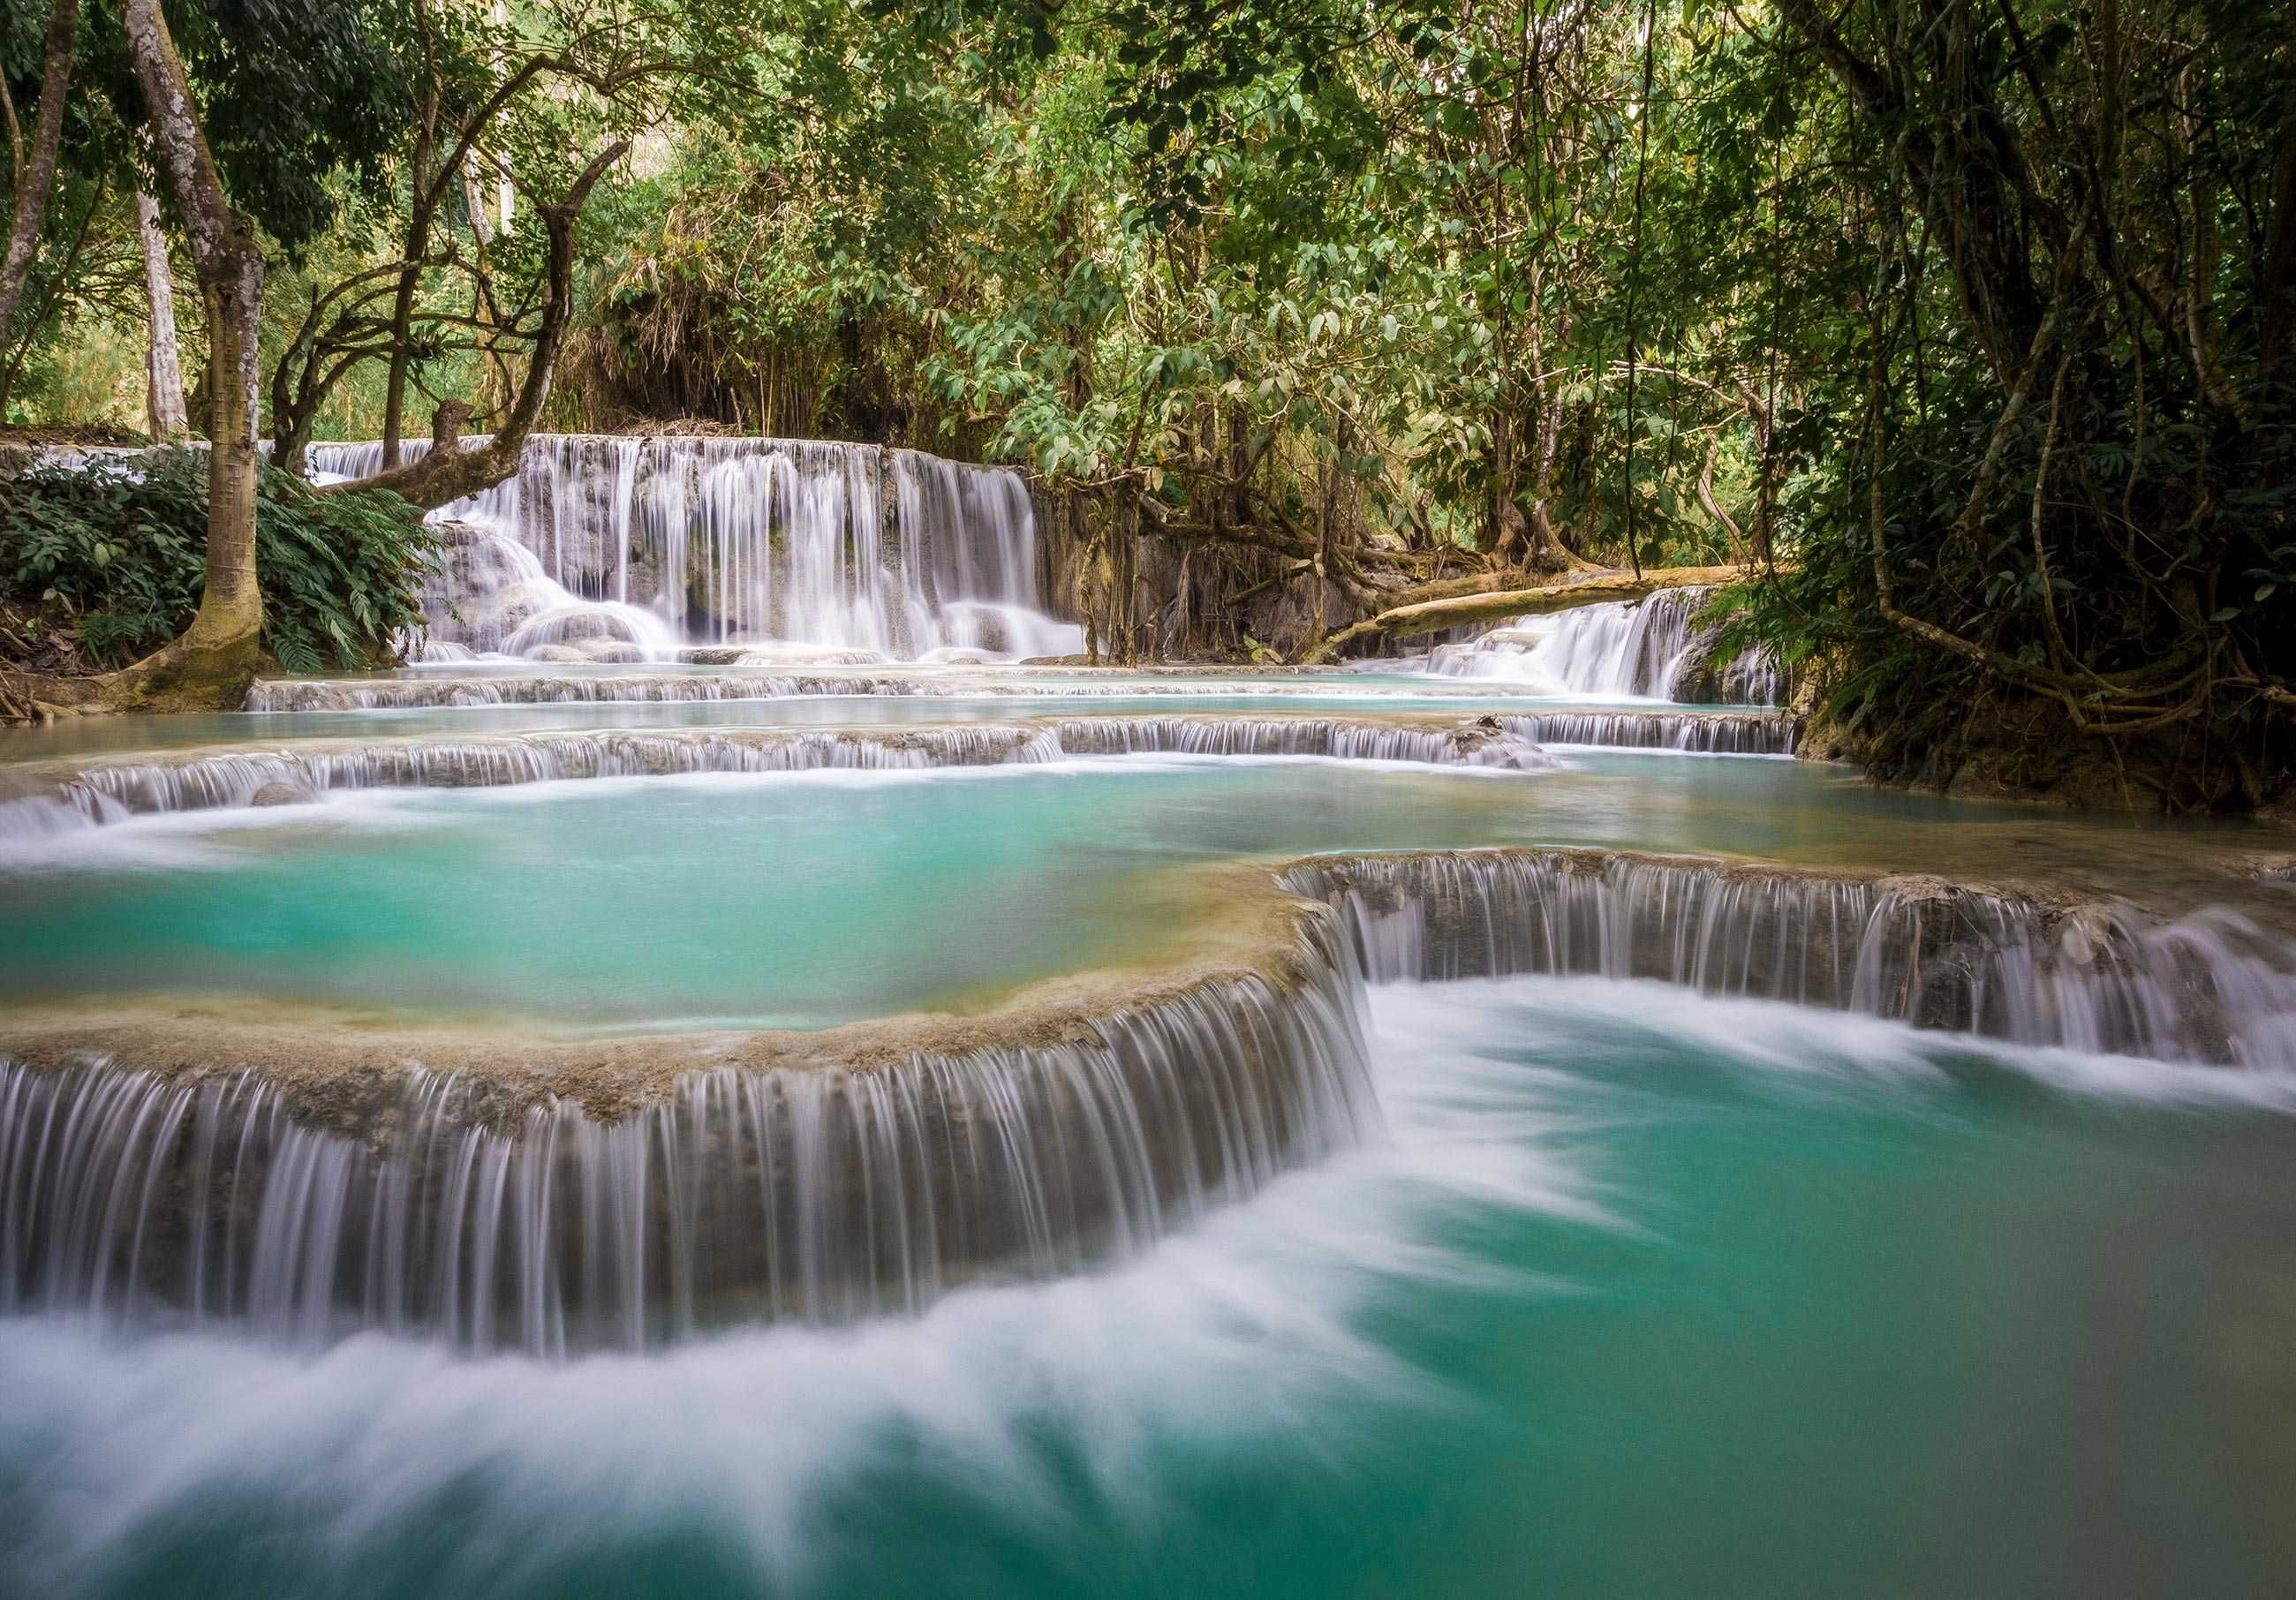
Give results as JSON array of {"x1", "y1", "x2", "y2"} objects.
[{"x1": 0, "y1": 449, "x2": 440, "y2": 673}]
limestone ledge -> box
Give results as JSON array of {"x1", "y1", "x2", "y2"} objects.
[{"x1": 7, "y1": 845, "x2": 2289, "y2": 1138}]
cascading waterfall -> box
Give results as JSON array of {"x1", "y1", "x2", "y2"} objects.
[
  {"x1": 1496, "y1": 711, "x2": 1794, "y2": 756},
  {"x1": 312, "y1": 438, "x2": 684, "y2": 661},
  {"x1": 0, "y1": 925, "x2": 1378, "y2": 1353},
  {"x1": 236, "y1": 675, "x2": 1451, "y2": 710},
  {"x1": 1284, "y1": 849, "x2": 2296, "y2": 1069},
  {"x1": 0, "y1": 716, "x2": 1572, "y2": 837},
  {"x1": 14, "y1": 728, "x2": 1065, "y2": 829},
  {"x1": 1050, "y1": 715, "x2": 1557, "y2": 768},
  {"x1": 1427, "y1": 588, "x2": 1783, "y2": 704},
  {"x1": 310, "y1": 435, "x2": 1084, "y2": 663}
]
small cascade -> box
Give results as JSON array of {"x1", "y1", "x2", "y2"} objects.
[
  {"x1": 311, "y1": 435, "x2": 1084, "y2": 662},
  {"x1": 248, "y1": 671, "x2": 936, "y2": 711},
  {"x1": 11, "y1": 728, "x2": 1069, "y2": 830},
  {"x1": 1497, "y1": 711, "x2": 1794, "y2": 756},
  {"x1": 241, "y1": 675, "x2": 1374, "y2": 710},
  {"x1": 1426, "y1": 588, "x2": 1782, "y2": 705},
  {"x1": 0, "y1": 926, "x2": 1379, "y2": 1352},
  {"x1": 1284, "y1": 849, "x2": 2296, "y2": 1068},
  {"x1": 2, "y1": 717, "x2": 1567, "y2": 838},
  {"x1": 0, "y1": 790, "x2": 125, "y2": 839},
  {"x1": 1053, "y1": 715, "x2": 1557, "y2": 769}
]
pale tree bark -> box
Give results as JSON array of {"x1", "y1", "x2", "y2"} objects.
[
  {"x1": 0, "y1": 0, "x2": 78, "y2": 371},
  {"x1": 115, "y1": 0, "x2": 267, "y2": 703},
  {"x1": 135, "y1": 189, "x2": 188, "y2": 439},
  {"x1": 1303, "y1": 564, "x2": 1760, "y2": 663}
]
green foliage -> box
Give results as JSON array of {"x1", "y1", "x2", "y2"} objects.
[
  {"x1": 0, "y1": 450, "x2": 440, "y2": 672},
  {"x1": 7, "y1": 0, "x2": 2292, "y2": 798},
  {"x1": 75, "y1": 0, "x2": 409, "y2": 254}
]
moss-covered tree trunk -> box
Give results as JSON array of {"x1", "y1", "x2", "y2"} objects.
[{"x1": 117, "y1": 0, "x2": 265, "y2": 701}]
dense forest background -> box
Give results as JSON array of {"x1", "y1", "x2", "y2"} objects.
[{"x1": 3, "y1": 0, "x2": 2291, "y2": 809}]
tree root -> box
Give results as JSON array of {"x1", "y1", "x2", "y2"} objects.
[{"x1": 1, "y1": 621, "x2": 263, "y2": 722}]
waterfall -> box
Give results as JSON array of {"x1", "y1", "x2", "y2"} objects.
[
  {"x1": 893, "y1": 451, "x2": 1084, "y2": 661},
  {"x1": 309, "y1": 435, "x2": 1085, "y2": 663},
  {"x1": 0, "y1": 716, "x2": 1575, "y2": 838},
  {"x1": 1049, "y1": 715, "x2": 1555, "y2": 768},
  {"x1": 1284, "y1": 849, "x2": 2296, "y2": 1069},
  {"x1": 0, "y1": 926, "x2": 1377, "y2": 1353},
  {"x1": 1497, "y1": 710, "x2": 1794, "y2": 755},
  {"x1": 237, "y1": 675, "x2": 1495, "y2": 710},
  {"x1": 4, "y1": 728, "x2": 1069, "y2": 832},
  {"x1": 1426, "y1": 588, "x2": 1783, "y2": 705}
]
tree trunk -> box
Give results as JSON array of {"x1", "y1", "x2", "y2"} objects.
[
  {"x1": 1303, "y1": 564, "x2": 1756, "y2": 662},
  {"x1": 115, "y1": 0, "x2": 266, "y2": 704},
  {"x1": 378, "y1": 221, "x2": 428, "y2": 468},
  {"x1": 327, "y1": 141, "x2": 628, "y2": 510},
  {"x1": 135, "y1": 190, "x2": 189, "y2": 440},
  {"x1": 0, "y1": 0, "x2": 78, "y2": 380}
]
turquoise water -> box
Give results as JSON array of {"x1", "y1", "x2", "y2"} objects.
[
  {"x1": 1, "y1": 754, "x2": 2086, "y2": 1028},
  {"x1": 0, "y1": 682, "x2": 1640, "y2": 763},
  {"x1": 4, "y1": 666, "x2": 2293, "y2": 1598},
  {"x1": 3, "y1": 979, "x2": 2290, "y2": 1598}
]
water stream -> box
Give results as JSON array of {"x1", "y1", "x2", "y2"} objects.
[
  {"x1": 1, "y1": 980, "x2": 2289, "y2": 1598},
  {"x1": 1425, "y1": 586, "x2": 1783, "y2": 703},
  {"x1": 311, "y1": 436, "x2": 1085, "y2": 662},
  {"x1": 4, "y1": 442, "x2": 2292, "y2": 1596}
]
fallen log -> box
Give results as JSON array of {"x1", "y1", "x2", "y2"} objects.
[{"x1": 1303, "y1": 564, "x2": 1755, "y2": 664}]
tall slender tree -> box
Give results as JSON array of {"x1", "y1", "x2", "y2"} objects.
[
  {"x1": 134, "y1": 185, "x2": 187, "y2": 438},
  {"x1": 0, "y1": 0, "x2": 77, "y2": 354},
  {"x1": 114, "y1": 0, "x2": 264, "y2": 698}
]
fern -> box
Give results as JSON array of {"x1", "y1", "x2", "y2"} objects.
[{"x1": 2, "y1": 449, "x2": 441, "y2": 675}]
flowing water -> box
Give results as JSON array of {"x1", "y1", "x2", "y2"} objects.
[
  {"x1": 11, "y1": 753, "x2": 2247, "y2": 1027},
  {"x1": 1, "y1": 981, "x2": 2290, "y2": 1598},
  {"x1": 1426, "y1": 586, "x2": 1784, "y2": 703},
  {"x1": 4, "y1": 445, "x2": 2292, "y2": 1596},
  {"x1": 310, "y1": 436, "x2": 1084, "y2": 662}
]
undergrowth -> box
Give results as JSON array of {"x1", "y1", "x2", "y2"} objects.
[{"x1": 1, "y1": 449, "x2": 439, "y2": 675}]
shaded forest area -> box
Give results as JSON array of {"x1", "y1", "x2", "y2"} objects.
[{"x1": 1, "y1": 0, "x2": 2291, "y2": 809}]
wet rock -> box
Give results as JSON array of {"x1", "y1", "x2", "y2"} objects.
[{"x1": 247, "y1": 781, "x2": 312, "y2": 807}]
